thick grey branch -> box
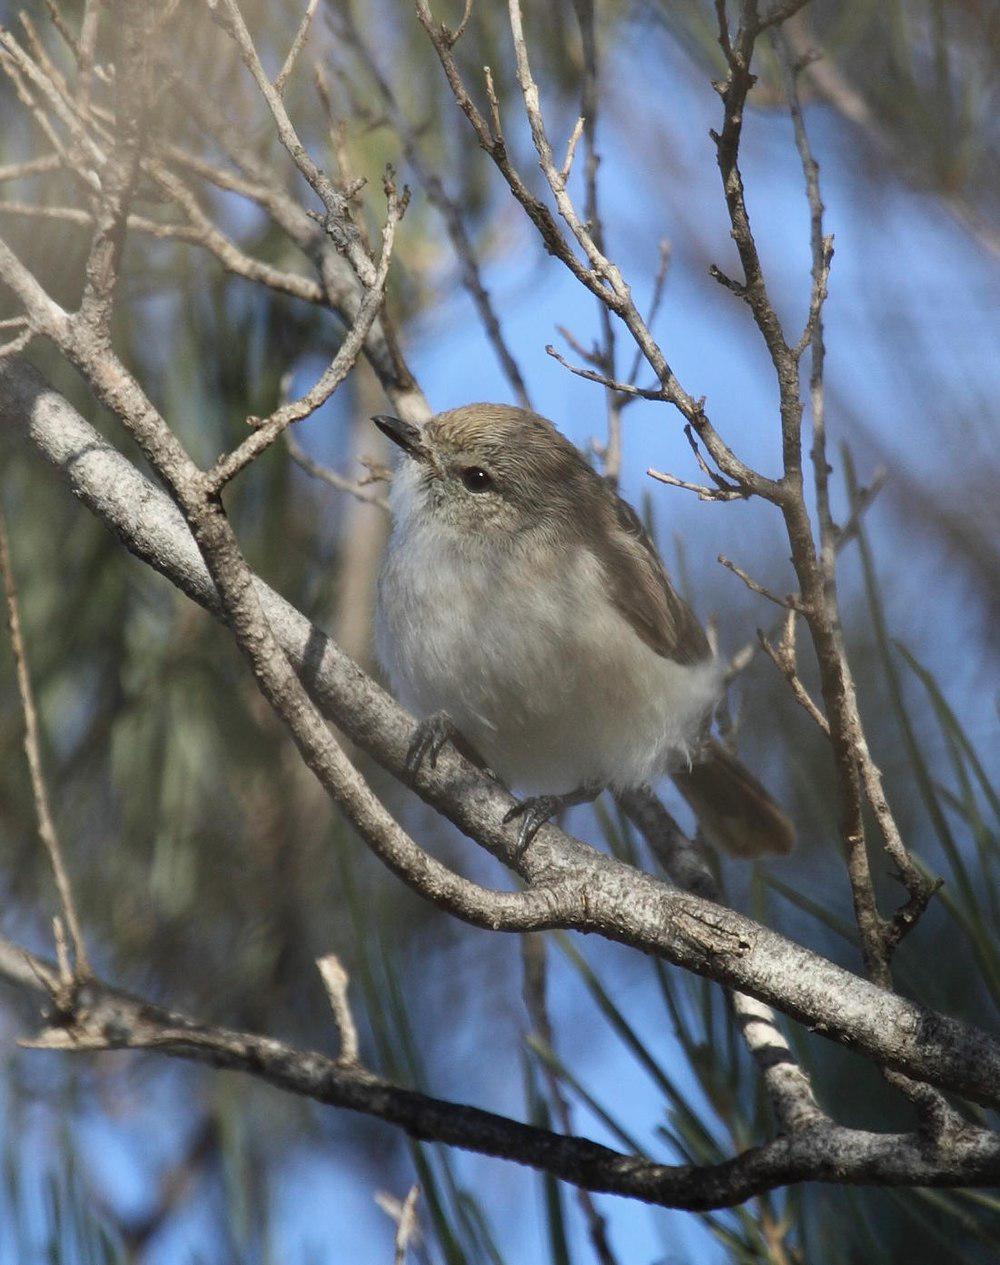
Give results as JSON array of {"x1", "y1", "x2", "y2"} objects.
[{"x1": 3, "y1": 360, "x2": 1000, "y2": 1110}]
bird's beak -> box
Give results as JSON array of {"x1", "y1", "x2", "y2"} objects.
[{"x1": 371, "y1": 414, "x2": 429, "y2": 461}]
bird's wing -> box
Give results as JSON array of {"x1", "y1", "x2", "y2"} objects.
[{"x1": 593, "y1": 492, "x2": 711, "y2": 665}]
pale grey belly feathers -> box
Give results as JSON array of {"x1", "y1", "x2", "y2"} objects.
[{"x1": 376, "y1": 512, "x2": 721, "y2": 796}]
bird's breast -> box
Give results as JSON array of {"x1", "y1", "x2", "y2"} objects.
[{"x1": 376, "y1": 524, "x2": 720, "y2": 793}]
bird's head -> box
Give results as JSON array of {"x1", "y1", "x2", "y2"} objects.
[{"x1": 372, "y1": 403, "x2": 593, "y2": 540}]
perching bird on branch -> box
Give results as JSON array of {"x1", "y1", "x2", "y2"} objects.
[{"x1": 374, "y1": 403, "x2": 794, "y2": 857}]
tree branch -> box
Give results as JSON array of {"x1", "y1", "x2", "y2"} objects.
[
  {"x1": 3, "y1": 360, "x2": 1000, "y2": 1110},
  {"x1": 2, "y1": 933, "x2": 997, "y2": 1211}
]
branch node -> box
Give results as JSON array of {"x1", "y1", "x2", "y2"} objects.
[{"x1": 709, "y1": 262, "x2": 747, "y2": 299}]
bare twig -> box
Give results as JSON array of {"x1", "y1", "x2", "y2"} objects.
[
  {"x1": 142, "y1": 159, "x2": 327, "y2": 303},
  {"x1": 0, "y1": 199, "x2": 206, "y2": 243},
  {"x1": 646, "y1": 467, "x2": 746, "y2": 503},
  {"x1": 382, "y1": 1184, "x2": 420, "y2": 1265},
  {"x1": 624, "y1": 239, "x2": 672, "y2": 388},
  {"x1": 76, "y1": 0, "x2": 104, "y2": 115},
  {"x1": 757, "y1": 613, "x2": 829, "y2": 734},
  {"x1": 835, "y1": 466, "x2": 886, "y2": 548},
  {"x1": 274, "y1": 0, "x2": 319, "y2": 97},
  {"x1": 545, "y1": 344, "x2": 665, "y2": 400},
  {"x1": 570, "y1": 0, "x2": 621, "y2": 481},
  {"x1": 77, "y1": 6, "x2": 151, "y2": 336},
  {"x1": 559, "y1": 116, "x2": 585, "y2": 184},
  {"x1": 207, "y1": 178, "x2": 402, "y2": 490},
  {"x1": 0, "y1": 153, "x2": 63, "y2": 183},
  {"x1": 0, "y1": 508, "x2": 90, "y2": 978},
  {"x1": 0, "y1": 326, "x2": 35, "y2": 359},
  {"x1": 440, "y1": 0, "x2": 474, "y2": 48},
  {"x1": 285, "y1": 431, "x2": 390, "y2": 513},
  {"x1": 718, "y1": 554, "x2": 800, "y2": 610},
  {"x1": 317, "y1": 954, "x2": 359, "y2": 1063},
  {"x1": 206, "y1": 0, "x2": 377, "y2": 288},
  {"x1": 41, "y1": 0, "x2": 82, "y2": 60},
  {"x1": 335, "y1": 4, "x2": 531, "y2": 406}
]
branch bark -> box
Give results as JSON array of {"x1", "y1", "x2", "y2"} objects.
[
  {"x1": 2, "y1": 359, "x2": 1000, "y2": 1112},
  {"x1": 2, "y1": 934, "x2": 998, "y2": 1212}
]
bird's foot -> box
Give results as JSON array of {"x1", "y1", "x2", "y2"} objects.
[
  {"x1": 503, "y1": 785, "x2": 602, "y2": 856},
  {"x1": 405, "y1": 711, "x2": 460, "y2": 775}
]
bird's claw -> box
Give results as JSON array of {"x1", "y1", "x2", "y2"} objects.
[
  {"x1": 503, "y1": 785, "x2": 604, "y2": 856},
  {"x1": 502, "y1": 794, "x2": 563, "y2": 856},
  {"x1": 405, "y1": 712, "x2": 459, "y2": 775}
]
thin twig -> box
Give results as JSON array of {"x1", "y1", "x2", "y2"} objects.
[
  {"x1": 77, "y1": 6, "x2": 152, "y2": 337},
  {"x1": 206, "y1": 0, "x2": 377, "y2": 288},
  {"x1": 0, "y1": 508, "x2": 90, "y2": 978},
  {"x1": 757, "y1": 613, "x2": 829, "y2": 734},
  {"x1": 390, "y1": 1185, "x2": 420, "y2": 1265},
  {"x1": 441, "y1": 0, "x2": 474, "y2": 47},
  {"x1": 718, "y1": 554, "x2": 801, "y2": 610},
  {"x1": 835, "y1": 466, "x2": 887, "y2": 548},
  {"x1": 571, "y1": 0, "x2": 621, "y2": 482},
  {"x1": 285, "y1": 431, "x2": 391, "y2": 513},
  {"x1": 545, "y1": 343, "x2": 666, "y2": 400},
  {"x1": 207, "y1": 177, "x2": 402, "y2": 490},
  {"x1": 646, "y1": 467, "x2": 746, "y2": 503},
  {"x1": 0, "y1": 153, "x2": 63, "y2": 183},
  {"x1": 274, "y1": 0, "x2": 319, "y2": 97},
  {"x1": 76, "y1": 0, "x2": 103, "y2": 115},
  {"x1": 0, "y1": 328, "x2": 35, "y2": 359},
  {"x1": 317, "y1": 954, "x2": 360, "y2": 1063},
  {"x1": 0, "y1": 199, "x2": 205, "y2": 242},
  {"x1": 624, "y1": 239, "x2": 672, "y2": 387},
  {"x1": 337, "y1": 4, "x2": 531, "y2": 406}
]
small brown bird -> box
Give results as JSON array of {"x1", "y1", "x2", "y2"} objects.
[{"x1": 373, "y1": 403, "x2": 794, "y2": 858}]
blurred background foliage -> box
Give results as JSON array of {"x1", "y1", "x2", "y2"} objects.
[{"x1": 0, "y1": 0, "x2": 997, "y2": 1261}]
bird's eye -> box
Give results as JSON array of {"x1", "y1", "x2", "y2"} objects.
[{"x1": 459, "y1": 466, "x2": 493, "y2": 493}]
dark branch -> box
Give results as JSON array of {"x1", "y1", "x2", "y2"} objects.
[{"x1": 3, "y1": 934, "x2": 998, "y2": 1212}]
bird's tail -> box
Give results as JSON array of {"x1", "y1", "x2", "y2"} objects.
[{"x1": 672, "y1": 738, "x2": 795, "y2": 858}]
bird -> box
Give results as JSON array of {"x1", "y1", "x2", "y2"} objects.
[{"x1": 372, "y1": 402, "x2": 795, "y2": 859}]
